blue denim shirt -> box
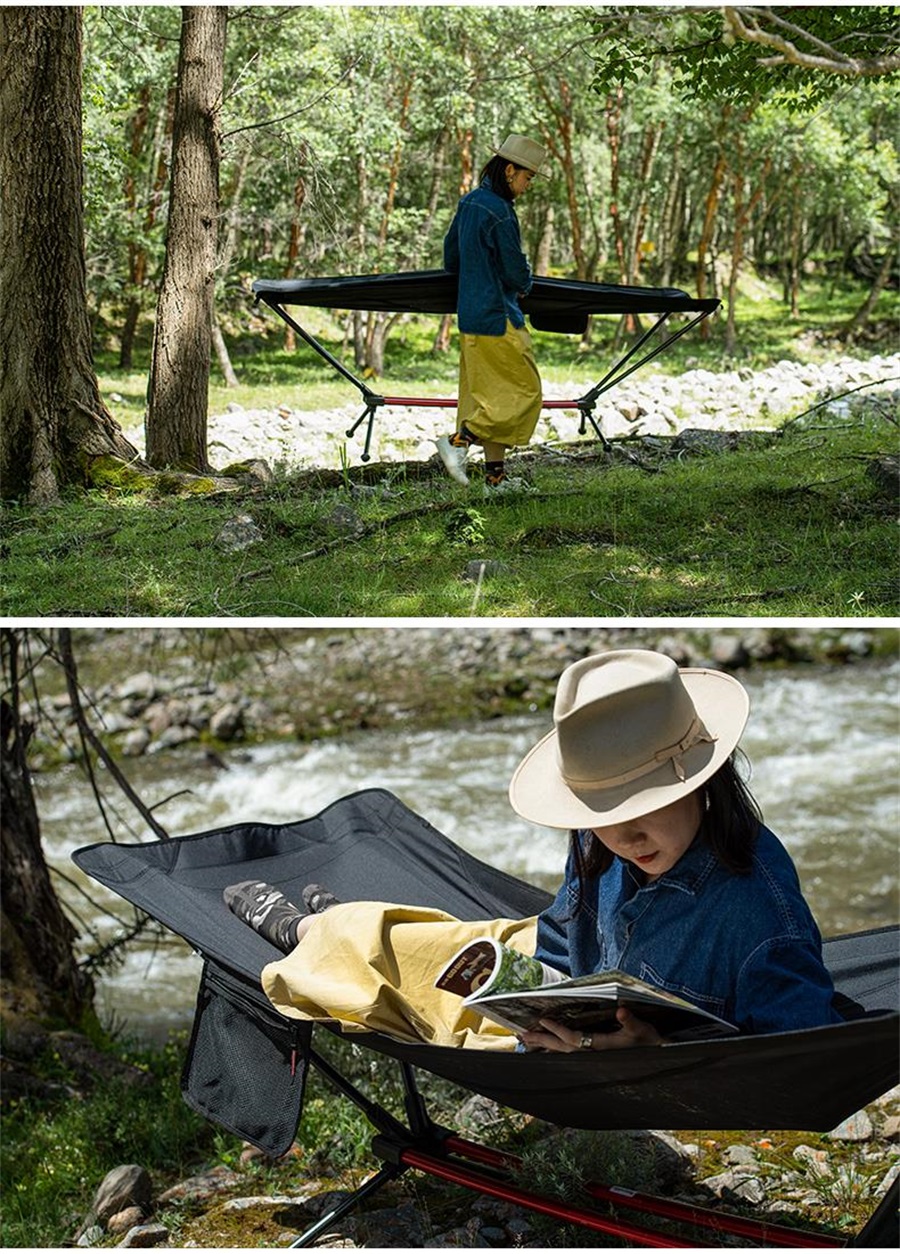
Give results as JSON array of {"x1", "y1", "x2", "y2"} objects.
[
  {"x1": 444, "y1": 178, "x2": 533, "y2": 335},
  {"x1": 534, "y1": 826, "x2": 841, "y2": 1035}
]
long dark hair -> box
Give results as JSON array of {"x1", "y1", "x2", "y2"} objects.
[
  {"x1": 479, "y1": 154, "x2": 526, "y2": 202},
  {"x1": 568, "y1": 751, "x2": 763, "y2": 913}
]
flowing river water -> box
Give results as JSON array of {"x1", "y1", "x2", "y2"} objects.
[{"x1": 40, "y1": 657, "x2": 898, "y2": 1042}]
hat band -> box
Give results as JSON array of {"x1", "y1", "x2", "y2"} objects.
[{"x1": 561, "y1": 716, "x2": 716, "y2": 791}]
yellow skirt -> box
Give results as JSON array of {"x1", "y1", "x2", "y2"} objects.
[
  {"x1": 261, "y1": 902, "x2": 538, "y2": 1051},
  {"x1": 458, "y1": 322, "x2": 542, "y2": 448}
]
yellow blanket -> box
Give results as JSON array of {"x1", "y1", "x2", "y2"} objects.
[{"x1": 261, "y1": 902, "x2": 538, "y2": 1051}]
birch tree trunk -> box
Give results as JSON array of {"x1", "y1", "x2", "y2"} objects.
[{"x1": 145, "y1": 5, "x2": 227, "y2": 471}]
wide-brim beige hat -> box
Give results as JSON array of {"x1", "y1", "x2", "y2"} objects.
[
  {"x1": 508, "y1": 649, "x2": 750, "y2": 829},
  {"x1": 494, "y1": 133, "x2": 548, "y2": 175}
]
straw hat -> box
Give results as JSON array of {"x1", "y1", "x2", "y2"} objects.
[
  {"x1": 494, "y1": 133, "x2": 548, "y2": 175},
  {"x1": 508, "y1": 650, "x2": 750, "y2": 829}
]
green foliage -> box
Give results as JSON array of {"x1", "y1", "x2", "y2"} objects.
[
  {"x1": 0, "y1": 1034, "x2": 214, "y2": 1248},
  {"x1": 588, "y1": 7, "x2": 900, "y2": 107},
  {"x1": 77, "y1": 3, "x2": 899, "y2": 372}
]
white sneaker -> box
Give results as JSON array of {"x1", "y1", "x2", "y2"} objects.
[{"x1": 436, "y1": 435, "x2": 469, "y2": 485}]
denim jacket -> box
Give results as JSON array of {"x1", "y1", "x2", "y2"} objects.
[
  {"x1": 534, "y1": 826, "x2": 842, "y2": 1035},
  {"x1": 443, "y1": 177, "x2": 533, "y2": 335}
]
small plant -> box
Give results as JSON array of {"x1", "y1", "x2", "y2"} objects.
[
  {"x1": 445, "y1": 506, "x2": 486, "y2": 547},
  {"x1": 511, "y1": 1128, "x2": 660, "y2": 1247}
]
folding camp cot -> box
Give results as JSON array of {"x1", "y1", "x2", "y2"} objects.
[
  {"x1": 73, "y1": 788, "x2": 899, "y2": 1248},
  {"x1": 251, "y1": 270, "x2": 721, "y2": 461}
]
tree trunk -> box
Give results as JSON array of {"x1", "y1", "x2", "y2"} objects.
[
  {"x1": 535, "y1": 203, "x2": 555, "y2": 275},
  {"x1": 696, "y1": 123, "x2": 729, "y2": 340},
  {"x1": 726, "y1": 150, "x2": 770, "y2": 354},
  {"x1": 120, "y1": 84, "x2": 152, "y2": 370},
  {"x1": 626, "y1": 120, "x2": 663, "y2": 286},
  {"x1": 843, "y1": 243, "x2": 898, "y2": 343},
  {"x1": 146, "y1": 5, "x2": 227, "y2": 471},
  {"x1": 0, "y1": 7, "x2": 140, "y2": 503},
  {"x1": 535, "y1": 75, "x2": 585, "y2": 280},
  {"x1": 282, "y1": 173, "x2": 308, "y2": 352},
  {"x1": 1, "y1": 630, "x2": 94, "y2": 1029},
  {"x1": 211, "y1": 315, "x2": 239, "y2": 388},
  {"x1": 658, "y1": 132, "x2": 684, "y2": 287}
]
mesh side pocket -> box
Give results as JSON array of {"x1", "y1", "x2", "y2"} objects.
[{"x1": 181, "y1": 959, "x2": 311, "y2": 1157}]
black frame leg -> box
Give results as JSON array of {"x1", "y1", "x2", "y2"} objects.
[{"x1": 288, "y1": 1162, "x2": 406, "y2": 1247}]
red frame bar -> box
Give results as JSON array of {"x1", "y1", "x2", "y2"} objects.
[
  {"x1": 442, "y1": 1135, "x2": 846, "y2": 1250},
  {"x1": 588, "y1": 1183, "x2": 845, "y2": 1249},
  {"x1": 381, "y1": 394, "x2": 584, "y2": 411},
  {"x1": 401, "y1": 1146, "x2": 707, "y2": 1248}
]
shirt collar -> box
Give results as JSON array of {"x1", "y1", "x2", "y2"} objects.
[{"x1": 622, "y1": 836, "x2": 718, "y2": 896}]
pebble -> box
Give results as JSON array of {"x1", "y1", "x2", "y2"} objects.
[{"x1": 118, "y1": 353, "x2": 900, "y2": 474}]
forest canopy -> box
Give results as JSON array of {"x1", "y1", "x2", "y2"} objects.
[{"x1": 81, "y1": 3, "x2": 898, "y2": 362}]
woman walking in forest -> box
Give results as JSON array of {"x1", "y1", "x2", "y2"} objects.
[{"x1": 436, "y1": 134, "x2": 547, "y2": 491}]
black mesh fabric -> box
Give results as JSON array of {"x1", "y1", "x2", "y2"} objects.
[{"x1": 181, "y1": 960, "x2": 311, "y2": 1156}]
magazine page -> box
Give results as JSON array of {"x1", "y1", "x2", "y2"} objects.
[
  {"x1": 472, "y1": 976, "x2": 737, "y2": 1038},
  {"x1": 434, "y1": 937, "x2": 560, "y2": 998}
]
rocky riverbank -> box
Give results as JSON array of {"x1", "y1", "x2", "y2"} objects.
[
  {"x1": 116, "y1": 351, "x2": 900, "y2": 474},
  {"x1": 75, "y1": 1085, "x2": 900, "y2": 1247},
  {"x1": 26, "y1": 625, "x2": 897, "y2": 769}
]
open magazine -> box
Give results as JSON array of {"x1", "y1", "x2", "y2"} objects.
[{"x1": 434, "y1": 936, "x2": 737, "y2": 1041}]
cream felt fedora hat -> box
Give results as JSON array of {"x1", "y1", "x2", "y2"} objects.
[
  {"x1": 494, "y1": 133, "x2": 548, "y2": 175},
  {"x1": 508, "y1": 649, "x2": 750, "y2": 829}
]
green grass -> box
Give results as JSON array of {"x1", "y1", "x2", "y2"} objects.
[
  {"x1": 0, "y1": 1034, "x2": 216, "y2": 1247},
  {"x1": 4, "y1": 274, "x2": 897, "y2": 618},
  {"x1": 2, "y1": 408, "x2": 896, "y2": 617}
]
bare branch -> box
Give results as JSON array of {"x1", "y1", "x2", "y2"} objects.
[
  {"x1": 57, "y1": 629, "x2": 171, "y2": 842},
  {"x1": 722, "y1": 7, "x2": 900, "y2": 77}
]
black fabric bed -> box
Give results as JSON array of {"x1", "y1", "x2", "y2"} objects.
[
  {"x1": 252, "y1": 269, "x2": 720, "y2": 332},
  {"x1": 250, "y1": 270, "x2": 721, "y2": 459},
  {"x1": 73, "y1": 788, "x2": 899, "y2": 1247}
]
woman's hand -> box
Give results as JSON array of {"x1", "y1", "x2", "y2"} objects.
[{"x1": 518, "y1": 1007, "x2": 664, "y2": 1052}]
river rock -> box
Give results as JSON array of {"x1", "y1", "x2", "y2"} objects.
[
  {"x1": 77, "y1": 1224, "x2": 105, "y2": 1246},
  {"x1": 107, "y1": 1207, "x2": 147, "y2": 1235},
  {"x1": 793, "y1": 1144, "x2": 830, "y2": 1176},
  {"x1": 157, "y1": 1165, "x2": 244, "y2": 1203},
  {"x1": 710, "y1": 634, "x2": 751, "y2": 669},
  {"x1": 75, "y1": 1164, "x2": 152, "y2": 1241},
  {"x1": 866, "y1": 453, "x2": 899, "y2": 501},
  {"x1": 115, "y1": 673, "x2": 158, "y2": 702},
  {"x1": 723, "y1": 1143, "x2": 758, "y2": 1168},
  {"x1": 116, "y1": 353, "x2": 899, "y2": 473},
  {"x1": 216, "y1": 514, "x2": 264, "y2": 552},
  {"x1": 116, "y1": 1222, "x2": 169, "y2": 1247},
  {"x1": 209, "y1": 702, "x2": 245, "y2": 741},
  {"x1": 700, "y1": 1167, "x2": 766, "y2": 1204},
  {"x1": 121, "y1": 727, "x2": 151, "y2": 756},
  {"x1": 828, "y1": 1109, "x2": 874, "y2": 1141}
]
